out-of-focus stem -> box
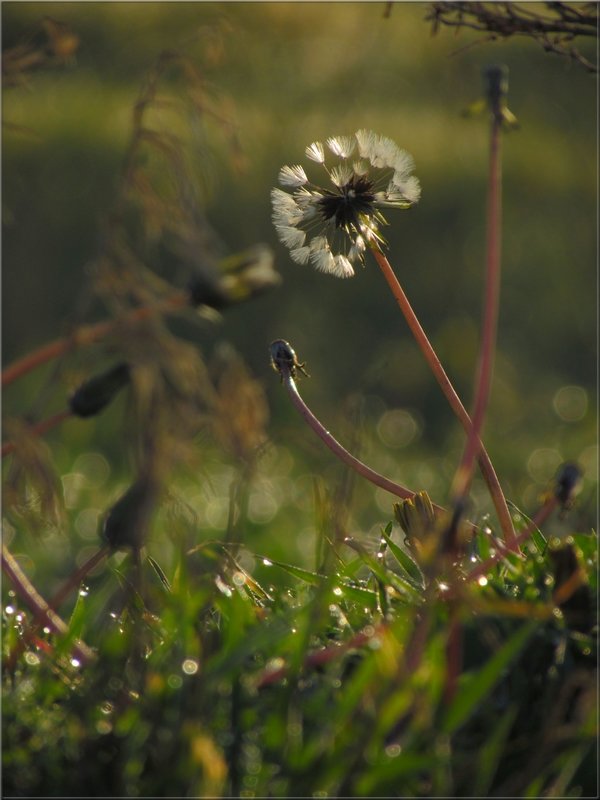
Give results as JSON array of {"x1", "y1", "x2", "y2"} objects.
[
  {"x1": 452, "y1": 81, "x2": 503, "y2": 507},
  {"x1": 5, "y1": 546, "x2": 110, "y2": 670},
  {"x1": 371, "y1": 248, "x2": 517, "y2": 550},
  {"x1": 1, "y1": 544, "x2": 96, "y2": 666},
  {"x1": 1, "y1": 408, "x2": 73, "y2": 458},
  {"x1": 2, "y1": 291, "x2": 189, "y2": 388}
]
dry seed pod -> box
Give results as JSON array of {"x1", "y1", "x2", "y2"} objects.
[
  {"x1": 69, "y1": 363, "x2": 130, "y2": 418},
  {"x1": 102, "y1": 476, "x2": 156, "y2": 551}
]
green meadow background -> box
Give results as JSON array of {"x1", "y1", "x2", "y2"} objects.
[{"x1": 2, "y1": 2, "x2": 597, "y2": 577}]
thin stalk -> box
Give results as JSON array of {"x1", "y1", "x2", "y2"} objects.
[
  {"x1": 1, "y1": 543, "x2": 96, "y2": 666},
  {"x1": 464, "y1": 496, "x2": 558, "y2": 586},
  {"x1": 2, "y1": 291, "x2": 189, "y2": 388},
  {"x1": 280, "y1": 368, "x2": 444, "y2": 511},
  {"x1": 371, "y1": 247, "x2": 517, "y2": 549},
  {"x1": 1, "y1": 408, "x2": 73, "y2": 458},
  {"x1": 452, "y1": 78, "x2": 504, "y2": 506},
  {"x1": 5, "y1": 545, "x2": 109, "y2": 670},
  {"x1": 255, "y1": 622, "x2": 385, "y2": 689}
]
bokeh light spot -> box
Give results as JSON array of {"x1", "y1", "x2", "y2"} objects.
[{"x1": 553, "y1": 385, "x2": 588, "y2": 422}]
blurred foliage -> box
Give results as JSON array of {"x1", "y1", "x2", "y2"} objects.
[
  {"x1": 1, "y1": 5, "x2": 597, "y2": 795},
  {"x1": 2, "y1": 3, "x2": 596, "y2": 531},
  {"x1": 2, "y1": 516, "x2": 597, "y2": 796}
]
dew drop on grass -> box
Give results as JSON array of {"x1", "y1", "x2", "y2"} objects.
[
  {"x1": 4, "y1": 605, "x2": 15, "y2": 616},
  {"x1": 182, "y1": 658, "x2": 199, "y2": 675},
  {"x1": 70, "y1": 658, "x2": 81, "y2": 668},
  {"x1": 477, "y1": 576, "x2": 488, "y2": 587},
  {"x1": 24, "y1": 652, "x2": 40, "y2": 666},
  {"x1": 385, "y1": 743, "x2": 402, "y2": 758},
  {"x1": 232, "y1": 571, "x2": 246, "y2": 587},
  {"x1": 262, "y1": 558, "x2": 273, "y2": 567},
  {"x1": 96, "y1": 720, "x2": 113, "y2": 735}
]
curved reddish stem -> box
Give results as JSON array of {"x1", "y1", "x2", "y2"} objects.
[
  {"x1": 2, "y1": 544, "x2": 96, "y2": 667},
  {"x1": 371, "y1": 249, "x2": 517, "y2": 550},
  {"x1": 2, "y1": 408, "x2": 73, "y2": 458},
  {"x1": 2, "y1": 292, "x2": 189, "y2": 388}
]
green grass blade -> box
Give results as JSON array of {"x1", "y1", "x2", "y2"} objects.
[
  {"x1": 381, "y1": 529, "x2": 424, "y2": 587},
  {"x1": 442, "y1": 622, "x2": 536, "y2": 734},
  {"x1": 257, "y1": 556, "x2": 323, "y2": 586}
]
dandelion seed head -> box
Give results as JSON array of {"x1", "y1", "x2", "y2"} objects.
[{"x1": 271, "y1": 129, "x2": 419, "y2": 277}]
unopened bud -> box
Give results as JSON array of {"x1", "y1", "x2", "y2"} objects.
[
  {"x1": 554, "y1": 461, "x2": 582, "y2": 510},
  {"x1": 393, "y1": 490, "x2": 435, "y2": 541}
]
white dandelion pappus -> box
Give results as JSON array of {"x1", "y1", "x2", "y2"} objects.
[{"x1": 271, "y1": 129, "x2": 420, "y2": 278}]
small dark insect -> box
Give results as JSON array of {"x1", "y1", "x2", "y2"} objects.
[
  {"x1": 554, "y1": 461, "x2": 583, "y2": 510},
  {"x1": 269, "y1": 339, "x2": 310, "y2": 380}
]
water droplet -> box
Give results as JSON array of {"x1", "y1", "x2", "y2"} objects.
[
  {"x1": 477, "y1": 576, "x2": 488, "y2": 587},
  {"x1": 182, "y1": 658, "x2": 199, "y2": 676},
  {"x1": 96, "y1": 720, "x2": 113, "y2": 735},
  {"x1": 215, "y1": 574, "x2": 232, "y2": 597},
  {"x1": 70, "y1": 658, "x2": 81, "y2": 668},
  {"x1": 332, "y1": 586, "x2": 343, "y2": 596},
  {"x1": 5, "y1": 605, "x2": 15, "y2": 616},
  {"x1": 262, "y1": 558, "x2": 273, "y2": 567},
  {"x1": 385, "y1": 743, "x2": 402, "y2": 758},
  {"x1": 24, "y1": 652, "x2": 40, "y2": 666}
]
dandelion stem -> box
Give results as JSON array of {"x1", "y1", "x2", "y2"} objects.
[
  {"x1": 278, "y1": 365, "x2": 445, "y2": 513},
  {"x1": 452, "y1": 73, "x2": 504, "y2": 510},
  {"x1": 1, "y1": 408, "x2": 73, "y2": 458},
  {"x1": 371, "y1": 247, "x2": 517, "y2": 549},
  {"x1": 1, "y1": 291, "x2": 189, "y2": 388}
]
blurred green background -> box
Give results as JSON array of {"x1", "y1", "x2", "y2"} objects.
[{"x1": 2, "y1": 2, "x2": 597, "y2": 574}]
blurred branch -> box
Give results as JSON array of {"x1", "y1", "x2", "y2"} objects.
[
  {"x1": 427, "y1": 2, "x2": 598, "y2": 72},
  {"x1": 2, "y1": 17, "x2": 79, "y2": 88},
  {"x1": 2, "y1": 544, "x2": 96, "y2": 667}
]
